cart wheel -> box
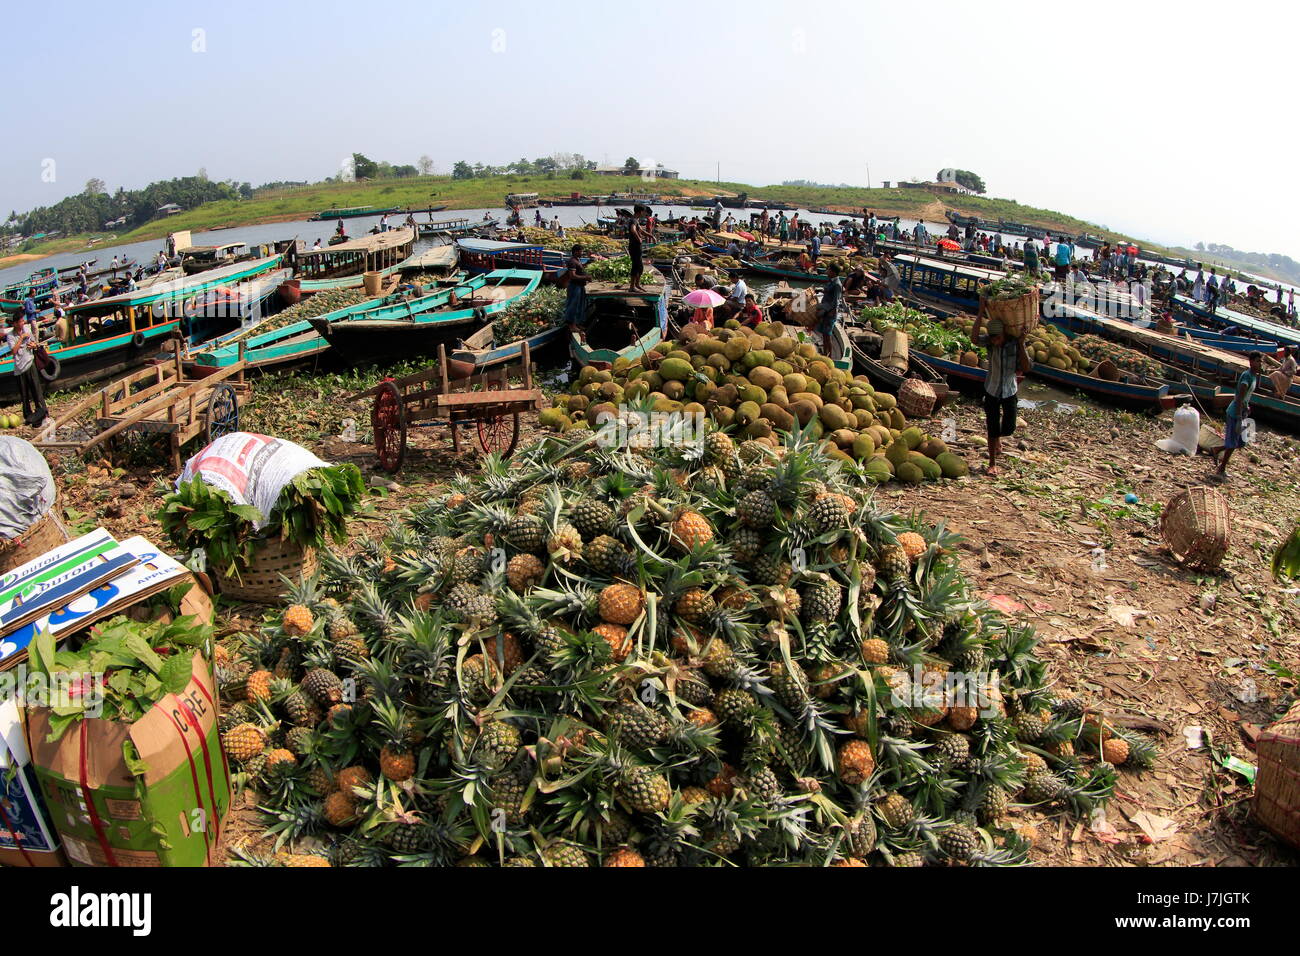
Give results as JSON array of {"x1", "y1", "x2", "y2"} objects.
[
  {"x1": 205, "y1": 383, "x2": 239, "y2": 441},
  {"x1": 372, "y1": 380, "x2": 406, "y2": 473},
  {"x1": 38, "y1": 355, "x2": 60, "y2": 383},
  {"x1": 477, "y1": 412, "x2": 520, "y2": 457}
]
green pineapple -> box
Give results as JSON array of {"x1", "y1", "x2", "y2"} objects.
[
  {"x1": 876, "y1": 544, "x2": 911, "y2": 583},
  {"x1": 583, "y1": 535, "x2": 633, "y2": 577},
  {"x1": 542, "y1": 842, "x2": 591, "y2": 867},
  {"x1": 507, "y1": 513, "x2": 546, "y2": 552},
  {"x1": 712, "y1": 688, "x2": 757, "y2": 727},
  {"x1": 607, "y1": 703, "x2": 669, "y2": 751},
  {"x1": 729, "y1": 527, "x2": 765, "y2": 564},
  {"x1": 571, "y1": 498, "x2": 615, "y2": 539},
  {"x1": 932, "y1": 734, "x2": 970, "y2": 771},
  {"x1": 800, "y1": 575, "x2": 843, "y2": 624},
  {"x1": 808, "y1": 494, "x2": 849, "y2": 534},
  {"x1": 703, "y1": 430, "x2": 735, "y2": 464},
  {"x1": 877, "y1": 792, "x2": 915, "y2": 829},
  {"x1": 737, "y1": 488, "x2": 777, "y2": 529},
  {"x1": 752, "y1": 552, "x2": 792, "y2": 586},
  {"x1": 477, "y1": 720, "x2": 522, "y2": 770},
  {"x1": 939, "y1": 823, "x2": 981, "y2": 861},
  {"x1": 617, "y1": 766, "x2": 672, "y2": 814},
  {"x1": 768, "y1": 661, "x2": 809, "y2": 711}
]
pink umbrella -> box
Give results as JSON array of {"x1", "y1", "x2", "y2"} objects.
[
  {"x1": 683, "y1": 289, "x2": 725, "y2": 308},
  {"x1": 937, "y1": 239, "x2": 960, "y2": 250}
]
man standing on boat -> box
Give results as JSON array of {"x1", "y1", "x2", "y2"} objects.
[
  {"x1": 969, "y1": 312, "x2": 1030, "y2": 477},
  {"x1": 561, "y1": 244, "x2": 592, "y2": 333},
  {"x1": 1052, "y1": 236, "x2": 1073, "y2": 281},
  {"x1": 816, "y1": 263, "x2": 844, "y2": 360},
  {"x1": 628, "y1": 209, "x2": 649, "y2": 294},
  {"x1": 1211, "y1": 350, "x2": 1261, "y2": 479},
  {"x1": 1023, "y1": 236, "x2": 1040, "y2": 276}
]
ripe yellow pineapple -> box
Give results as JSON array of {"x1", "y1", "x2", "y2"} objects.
[
  {"x1": 323, "y1": 791, "x2": 360, "y2": 826},
  {"x1": 282, "y1": 605, "x2": 314, "y2": 637},
  {"x1": 592, "y1": 623, "x2": 632, "y2": 662},
  {"x1": 506, "y1": 554, "x2": 545, "y2": 593},
  {"x1": 948, "y1": 706, "x2": 979, "y2": 731},
  {"x1": 837, "y1": 739, "x2": 875, "y2": 784},
  {"x1": 598, "y1": 583, "x2": 644, "y2": 625},
  {"x1": 680, "y1": 786, "x2": 712, "y2": 805},
  {"x1": 860, "y1": 638, "x2": 890, "y2": 665},
  {"x1": 336, "y1": 765, "x2": 373, "y2": 795},
  {"x1": 832, "y1": 858, "x2": 869, "y2": 867},
  {"x1": 671, "y1": 509, "x2": 714, "y2": 552},
  {"x1": 380, "y1": 745, "x2": 416, "y2": 782},
  {"x1": 265, "y1": 748, "x2": 297, "y2": 769},
  {"x1": 603, "y1": 847, "x2": 646, "y2": 867},
  {"x1": 897, "y1": 532, "x2": 927, "y2": 562},
  {"x1": 687, "y1": 707, "x2": 718, "y2": 728},
  {"x1": 706, "y1": 763, "x2": 738, "y2": 797},
  {"x1": 245, "y1": 669, "x2": 273, "y2": 703},
  {"x1": 1101, "y1": 737, "x2": 1130, "y2": 765},
  {"x1": 221, "y1": 723, "x2": 266, "y2": 761},
  {"x1": 276, "y1": 852, "x2": 331, "y2": 867}
]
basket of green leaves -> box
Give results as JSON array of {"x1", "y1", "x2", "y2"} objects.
[
  {"x1": 159, "y1": 464, "x2": 364, "y2": 603},
  {"x1": 980, "y1": 273, "x2": 1041, "y2": 339}
]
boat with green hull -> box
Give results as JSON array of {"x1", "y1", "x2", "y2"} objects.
[{"x1": 569, "y1": 270, "x2": 671, "y2": 367}]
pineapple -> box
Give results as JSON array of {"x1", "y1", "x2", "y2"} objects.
[
  {"x1": 571, "y1": 498, "x2": 615, "y2": 539},
  {"x1": 323, "y1": 791, "x2": 360, "y2": 827},
  {"x1": 264, "y1": 748, "x2": 297, "y2": 770},
  {"x1": 598, "y1": 583, "x2": 644, "y2": 625},
  {"x1": 702, "y1": 430, "x2": 735, "y2": 464},
  {"x1": 302, "y1": 668, "x2": 344, "y2": 706},
  {"x1": 947, "y1": 705, "x2": 979, "y2": 731},
  {"x1": 751, "y1": 552, "x2": 792, "y2": 586},
  {"x1": 674, "y1": 670, "x2": 712, "y2": 706},
  {"x1": 860, "y1": 638, "x2": 890, "y2": 665},
  {"x1": 932, "y1": 734, "x2": 970, "y2": 770},
  {"x1": 617, "y1": 766, "x2": 672, "y2": 813},
  {"x1": 737, "y1": 489, "x2": 776, "y2": 529},
  {"x1": 603, "y1": 847, "x2": 646, "y2": 867},
  {"x1": 800, "y1": 576, "x2": 843, "y2": 624},
  {"x1": 547, "y1": 523, "x2": 584, "y2": 565},
  {"x1": 686, "y1": 707, "x2": 717, "y2": 728},
  {"x1": 674, "y1": 588, "x2": 715, "y2": 624},
  {"x1": 897, "y1": 531, "x2": 927, "y2": 562},
  {"x1": 482, "y1": 632, "x2": 524, "y2": 675},
  {"x1": 729, "y1": 527, "x2": 765, "y2": 564},
  {"x1": 282, "y1": 605, "x2": 314, "y2": 637},
  {"x1": 477, "y1": 719, "x2": 522, "y2": 770},
  {"x1": 844, "y1": 814, "x2": 877, "y2": 857},
  {"x1": 939, "y1": 823, "x2": 980, "y2": 862},
  {"x1": 808, "y1": 493, "x2": 849, "y2": 534},
  {"x1": 336, "y1": 765, "x2": 373, "y2": 795},
  {"x1": 671, "y1": 509, "x2": 713, "y2": 551},
  {"x1": 891, "y1": 851, "x2": 926, "y2": 867},
  {"x1": 222, "y1": 723, "x2": 266, "y2": 761},
  {"x1": 978, "y1": 786, "x2": 1010, "y2": 825},
  {"x1": 744, "y1": 766, "x2": 783, "y2": 803},
  {"x1": 1022, "y1": 772, "x2": 1064, "y2": 803},
  {"x1": 877, "y1": 793, "x2": 915, "y2": 829},
  {"x1": 837, "y1": 739, "x2": 875, "y2": 785},
  {"x1": 759, "y1": 586, "x2": 800, "y2": 623},
  {"x1": 506, "y1": 553, "x2": 545, "y2": 593},
  {"x1": 608, "y1": 703, "x2": 669, "y2": 750},
  {"x1": 583, "y1": 535, "x2": 632, "y2": 577},
  {"x1": 592, "y1": 623, "x2": 632, "y2": 663},
  {"x1": 506, "y1": 513, "x2": 546, "y2": 552},
  {"x1": 463, "y1": 653, "x2": 501, "y2": 701},
  {"x1": 1012, "y1": 711, "x2": 1049, "y2": 743},
  {"x1": 711, "y1": 688, "x2": 757, "y2": 727},
  {"x1": 700, "y1": 639, "x2": 739, "y2": 680},
  {"x1": 1101, "y1": 736, "x2": 1130, "y2": 765},
  {"x1": 245, "y1": 670, "x2": 273, "y2": 703},
  {"x1": 542, "y1": 842, "x2": 591, "y2": 867},
  {"x1": 876, "y1": 544, "x2": 910, "y2": 583},
  {"x1": 489, "y1": 772, "x2": 531, "y2": 825},
  {"x1": 768, "y1": 661, "x2": 809, "y2": 711},
  {"x1": 276, "y1": 852, "x2": 331, "y2": 867}
]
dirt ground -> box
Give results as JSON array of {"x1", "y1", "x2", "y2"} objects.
[{"x1": 8, "y1": 368, "x2": 1299, "y2": 867}]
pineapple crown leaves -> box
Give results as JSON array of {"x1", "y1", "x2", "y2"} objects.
[{"x1": 256, "y1": 799, "x2": 326, "y2": 850}]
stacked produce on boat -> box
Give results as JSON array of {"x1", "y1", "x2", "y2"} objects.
[
  {"x1": 215, "y1": 430, "x2": 1156, "y2": 866},
  {"x1": 490, "y1": 286, "x2": 564, "y2": 347},
  {"x1": 544, "y1": 320, "x2": 970, "y2": 483}
]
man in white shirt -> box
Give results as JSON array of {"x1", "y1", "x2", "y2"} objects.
[
  {"x1": 4, "y1": 316, "x2": 48, "y2": 425},
  {"x1": 720, "y1": 275, "x2": 748, "y2": 321}
]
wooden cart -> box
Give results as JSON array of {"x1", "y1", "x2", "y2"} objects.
[
  {"x1": 345, "y1": 342, "x2": 543, "y2": 474},
  {"x1": 33, "y1": 341, "x2": 251, "y2": 469}
]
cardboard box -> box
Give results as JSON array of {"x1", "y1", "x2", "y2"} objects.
[
  {"x1": 0, "y1": 696, "x2": 66, "y2": 867},
  {"x1": 26, "y1": 654, "x2": 230, "y2": 867}
]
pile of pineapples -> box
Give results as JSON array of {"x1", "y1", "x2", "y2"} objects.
[{"x1": 217, "y1": 426, "x2": 1155, "y2": 867}]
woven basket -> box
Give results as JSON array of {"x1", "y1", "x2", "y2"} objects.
[
  {"x1": 897, "y1": 378, "x2": 938, "y2": 418},
  {"x1": 983, "y1": 288, "x2": 1040, "y2": 339},
  {"x1": 1160, "y1": 486, "x2": 1231, "y2": 570},
  {"x1": 1256, "y1": 699, "x2": 1300, "y2": 850},
  {"x1": 0, "y1": 511, "x2": 70, "y2": 575},
  {"x1": 213, "y1": 536, "x2": 317, "y2": 604}
]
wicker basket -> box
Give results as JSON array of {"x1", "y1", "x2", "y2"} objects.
[
  {"x1": 213, "y1": 536, "x2": 317, "y2": 604},
  {"x1": 1160, "y1": 486, "x2": 1231, "y2": 570},
  {"x1": 897, "y1": 377, "x2": 938, "y2": 418},
  {"x1": 0, "y1": 511, "x2": 71, "y2": 575},
  {"x1": 982, "y1": 288, "x2": 1040, "y2": 339},
  {"x1": 1256, "y1": 699, "x2": 1300, "y2": 850}
]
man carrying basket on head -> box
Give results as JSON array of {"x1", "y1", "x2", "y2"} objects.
[{"x1": 971, "y1": 301, "x2": 1030, "y2": 477}]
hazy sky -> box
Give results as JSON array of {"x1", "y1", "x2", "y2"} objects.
[{"x1": 8, "y1": 0, "x2": 1298, "y2": 256}]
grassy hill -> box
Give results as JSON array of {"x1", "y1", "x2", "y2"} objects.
[{"x1": 5, "y1": 174, "x2": 1281, "y2": 282}]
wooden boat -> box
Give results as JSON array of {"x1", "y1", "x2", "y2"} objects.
[
  {"x1": 294, "y1": 227, "x2": 414, "y2": 284},
  {"x1": 397, "y1": 244, "x2": 460, "y2": 277},
  {"x1": 297, "y1": 262, "x2": 402, "y2": 294},
  {"x1": 308, "y1": 205, "x2": 401, "y2": 222},
  {"x1": 891, "y1": 253, "x2": 1004, "y2": 309},
  {"x1": 186, "y1": 321, "x2": 330, "y2": 377},
  {"x1": 416, "y1": 217, "x2": 483, "y2": 237},
  {"x1": 741, "y1": 258, "x2": 827, "y2": 282},
  {"x1": 446, "y1": 322, "x2": 567, "y2": 377},
  {"x1": 178, "y1": 268, "x2": 292, "y2": 340},
  {"x1": 845, "y1": 326, "x2": 951, "y2": 410},
  {"x1": 309, "y1": 269, "x2": 542, "y2": 360},
  {"x1": 180, "y1": 241, "x2": 254, "y2": 275},
  {"x1": 1171, "y1": 294, "x2": 1300, "y2": 350},
  {"x1": 0, "y1": 254, "x2": 286, "y2": 398},
  {"x1": 570, "y1": 269, "x2": 670, "y2": 367},
  {"x1": 874, "y1": 240, "x2": 1008, "y2": 272},
  {"x1": 457, "y1": 238, "x2": 569, "y2": 277}
]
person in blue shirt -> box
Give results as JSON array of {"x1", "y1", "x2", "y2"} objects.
[
  {"x1": 1053, "y1": 237, "x2": 1073, "y2": 281},
  {"x1": 22, "y1": 294, "x2": 37, "y2": 322},
  {"x1": 1211, "y1": 351, "x2": 1261, "y2": 478},
  {"x1": 809, "y1": 235, "x2": 821, "y2": 262}
]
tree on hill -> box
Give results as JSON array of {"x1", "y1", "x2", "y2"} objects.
[
  {"x1": 452, "y1": 161, "x2": 473, "y2": 179},
  {"x1": 352, "y1": 153, "x2": 378, "y2": 180},
  {"x1": 937, "y1": 169, "x2": 986, "y2": 194},
  {"x1": 623, "y1": 156, "x2": 640, "y2": 176},
  {"x1": 418, "y1": 155, "x2": 434, "y2": 176},
  {"x1": 84, "y1": 178, "x2": 106, "y2": 196}
]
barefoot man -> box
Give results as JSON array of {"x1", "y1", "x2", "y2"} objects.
[{"x1": 971, "y1": 310, "x2": 1030, "y2": 476}]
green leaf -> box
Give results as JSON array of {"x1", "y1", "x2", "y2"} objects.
[{"x1": 158, "y1": 650, "x2": 194, "y2": 695}]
